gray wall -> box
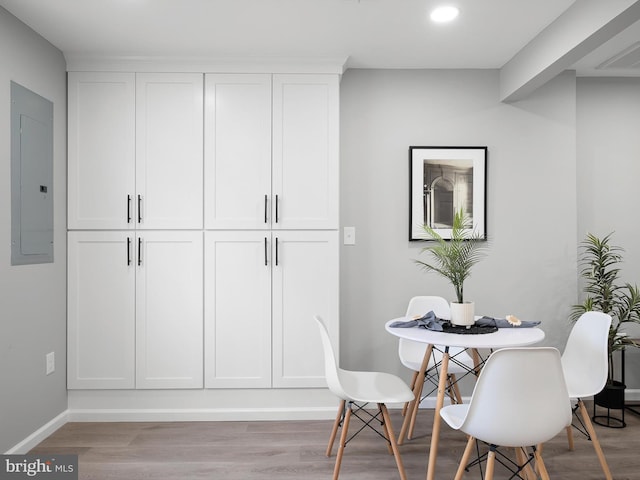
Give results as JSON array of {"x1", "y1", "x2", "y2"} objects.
[
  {"x1": 577, "y1": 77, "x2": 640, "y2": 390},
  {"x1": 339, "y1": 69, "x2": 578, "y2": 386},
  {"x1": 0, "y1": 7, "x2": 67, "y2": 452}
]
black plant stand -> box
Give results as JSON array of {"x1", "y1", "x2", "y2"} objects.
[
  {"x1": 592, "y1": 380, "x2": 626, "y2": 428},
  {"x1": 592, "y1": 346, "x2": 640, "y2": 427},
  {"x1": 622, "y1": 342, "x2": 640, "y2": 417}
]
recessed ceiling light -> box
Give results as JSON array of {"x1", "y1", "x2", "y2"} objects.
[{"x1": 430, "y1": 5, "x2": 459, "y2": 23}]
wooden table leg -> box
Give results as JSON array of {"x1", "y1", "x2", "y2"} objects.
[
  {"x1": 398, "y1": 343, "x2": 433, "y2": 445},
  {"x1": 426, "y1": 347, "x2": 449, "y2": 480}
]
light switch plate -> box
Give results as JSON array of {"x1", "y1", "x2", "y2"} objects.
[
  {"x1": 46, "y1": 351, "x2": 55, "y2": 375},
  {"x1": 344, "y1": 227, "x2": 356, "y2": 245}
]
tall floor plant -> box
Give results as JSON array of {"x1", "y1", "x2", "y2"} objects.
[{"x1": 571, "y1": 232, "x2": 640, "y2": 383}]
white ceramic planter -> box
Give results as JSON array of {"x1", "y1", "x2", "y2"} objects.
[{"x1": 450, "y1": 301, "x2": 475, "y2": 326}]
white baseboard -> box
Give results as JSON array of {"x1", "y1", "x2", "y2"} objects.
[
  {"x1": 626, "y1": 388, "x2": 640, "y2": 402},
  {"x1": 418, "y1": 396, "x2": 471, "y2": 408},
  {"x1": 67, "y1": 406, "x2": 338, "y2": 423},
  {"x1": 5, "y1": 411, "x2": 69, "y2": 454}
]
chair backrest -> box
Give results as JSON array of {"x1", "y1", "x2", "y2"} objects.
[
  {"x1": 405, "y1": 295, "x2": 451, "y2": 318},
  {"x1": 459, "y1": 347, "x2": 571, "y2": 447},
  {"x1": 313, "y1": 315, "x2": 348, "y2": 399},
  {"x1": 399, "y1": 296, "x2": 451, "y2": 361},
  {"x1": 561, "y1": 311, "x2": 612, "y2": 398}
]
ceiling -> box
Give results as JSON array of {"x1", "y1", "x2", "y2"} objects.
[{"x1": 0, "y1": 0, "x2": 639, "y2": 74}]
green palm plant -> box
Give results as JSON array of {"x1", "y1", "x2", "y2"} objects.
[
  {"x1": 414, "y1": 209, "x2": 489, "y2": 303},
  {"x1": 570, "y1": 232, "x2": 640, "y2": 383}
]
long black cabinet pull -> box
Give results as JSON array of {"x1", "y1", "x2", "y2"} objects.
[
  {"x1": 127, "y1": 195, "x2": 132, "y2": 223},
  {"x1": 137, "y1": 237, "x2": 142, "y2": 266},
  {"x1": 264, "y1": 237, "x2": 268, "y2": 266},
  {"x1": 275, "y1": 237, "x2": 279, "y2": 266},
  {"x1": 127, "y1": 237, "x2": 131, "y2": 265},
  {"x1": 264, "y1": 195, "x2": 268, "y2": 224},
  {"x1": 137, "y1": 195, "x2": 142, "y2": 223},
  {"x1": 275, "y1": 194, "x2": 279, "y2": 223}
]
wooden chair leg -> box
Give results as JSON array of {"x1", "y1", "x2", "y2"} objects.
[
  {"x1": 485, "y1": 449, "x2": 496, "y2": 480},
  {"x1": 446, "y1": 376, "x2": 456, "y2": 404},
  {"x1": 565, "y1": 424, "x2": 575, "y2": 451},
  {"x1": 326, "y1": 399, "x2": 345, "y2": 457},
  {"x1": 535, "y1": 443, "x2": 543, "y2": 476},
  {"x1": 454, "y1": 436, "x2": 476, "y2": 480},
  {"x1": 451, "y1": 374, "x2": 463, "y2": 404},
  {"x1": 379, "y1": 405, "x2": 393, "y2": 455},
  {"x1": 515, "y1": 447, "x2": 537, "y2": 480},
  {"x1": 577, "y1": 399, "x2": 613, "y2": 480},
  {"x1": 380, "y1": 403, "x2": 408, "y2": 480},
  {"x1": 533, "y1": 446, "x2": 550, "y2": 480},
  {"x1": 408, "y1": 370, "x2": 425, "y2": 439},
  {"x1": 402, "y1": 371, "x2": 419, "y2": 416},
  {"x1": 397, "y1": 394, "x2": 415, "y2": 445},
  {"x1": 333, "y1": 404, "x2": 352, "y2": 480}
]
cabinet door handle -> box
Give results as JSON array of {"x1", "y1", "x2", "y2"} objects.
[
  {"x1": 137, "y1": 237, "x2": 142, "y2": 266},
  {"x1": 275, "y1": 194, "x2": 279, "y2": 223},
  {"x1": 127, "y1": 237, "x2": 131, "y2": 265},
  {"x1": 264, "y1": 237, "x2": 268, "y2": 266},
  {"x1": 137, "y1": 195, "x2": 142, "y2": 223},
  {"x1": 264, "y1": 195, "x2": 268, "y2": 224},
  {"x1": 275, "y1": 237, "x2": 279, "y2": 266},
  {"x1": 127, "y1": 195, "x2": 132, "y2": 223}
]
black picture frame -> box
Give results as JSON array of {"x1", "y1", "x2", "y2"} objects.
[{"x1": 409, "y1": 146, "x2": 487, "y2": 241}]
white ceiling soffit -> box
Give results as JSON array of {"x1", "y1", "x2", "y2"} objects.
[{"x1": 500, "y1": 0, "x2": 640, "y2": 102}]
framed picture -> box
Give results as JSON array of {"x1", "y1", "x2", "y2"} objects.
[{"x1": 409, "y1": 146, "x2": 487, "y2": 241}]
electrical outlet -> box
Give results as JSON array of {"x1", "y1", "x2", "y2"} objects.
[{"x1": 46, "y1": 352, "x2": 55, "y2": 375}]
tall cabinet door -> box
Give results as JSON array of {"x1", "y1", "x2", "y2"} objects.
[
  {"x1": 68, "y1": 72, "x2": 135, "y2": 230},
  {"x1": 204, "y1": 231, "x2": 272, "y2": 388},
  {"x1": 68, "y1": 231, "x2": 135, "y2": 389},
  {"x1": 272, "y1": 231, "x2": 339, "y2": 388},
  {"x1": 136, "y1": 231, "x2": 204, "y2": 388},
  {"x1": 136, "y1": 73, "x2": 204, "y2": 229},
  {"x1": 204, "y1": 74, "x2": 272, "y2": 229},
  {"x1": 272, "y1": 74, "x2": 339, "y2": 230}
]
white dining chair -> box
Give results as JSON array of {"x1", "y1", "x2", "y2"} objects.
[
  {"x1": 440, "y1": 347, "x2": 571, "y2": 480},
  {"x1": 313, "y1": 315, "x2": 414, "y2": 480},
  {"x1": 399, "y1": 296, "x2": 475, "y2": 440},
  {"x1": 561, "y1": 311, "x2": 613, "y2": 480}
]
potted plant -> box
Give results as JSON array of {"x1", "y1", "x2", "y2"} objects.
[
  {"x1": 414, "y1": 209, "x2": 489, "y2": 326},
  {"x1": 570, "y1": 232, "x2": 640, "y2": 413}
]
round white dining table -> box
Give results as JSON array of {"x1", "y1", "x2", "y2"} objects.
[{"x1": 385, "y1": 317, "x2": 545, "y2": 480}]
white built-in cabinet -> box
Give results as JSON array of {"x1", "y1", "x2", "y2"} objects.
[
  {"x1": 67, "y1": 68, "x2": 339, "y2": 391},
  {"x1": 67, "y1": 231, "x2": 203, "y2": 389},
  {"x1": 67, "y1": 231, "x2": 135, "y2": 389},
  {"x1": 205, "y1": 74, "x2": 339, "y2": 230},
  {"x1": 67, "y1": 73, "x2": 135, "y2": 230},
  {"x1": 204, "y1": 231, "x2": 338, "y2": 388},
  {"x1": 68, "y1": 72, "x2": 203, "y2": 230},
  {"x1": 204, "y1": 74, "x2": 272, "y2": 229}
]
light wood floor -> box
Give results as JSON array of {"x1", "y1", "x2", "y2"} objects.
[{"x1": 30, "y1": 404, "x2": 640, "y2": 480}]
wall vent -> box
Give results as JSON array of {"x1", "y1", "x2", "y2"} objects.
[{"x1": 597, "y1": 41, "x2": 640, "y2": 70}]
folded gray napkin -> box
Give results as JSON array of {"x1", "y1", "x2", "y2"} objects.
[
  {"x1": 475, "y1": 316, "x2": 540, "y2": 328},
  {"x1": 389, "y1": 311, "x2": 447, "y2": 331},
  {"x1": 389, "y1": 313, "x2": 541, "y2": 331}
]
